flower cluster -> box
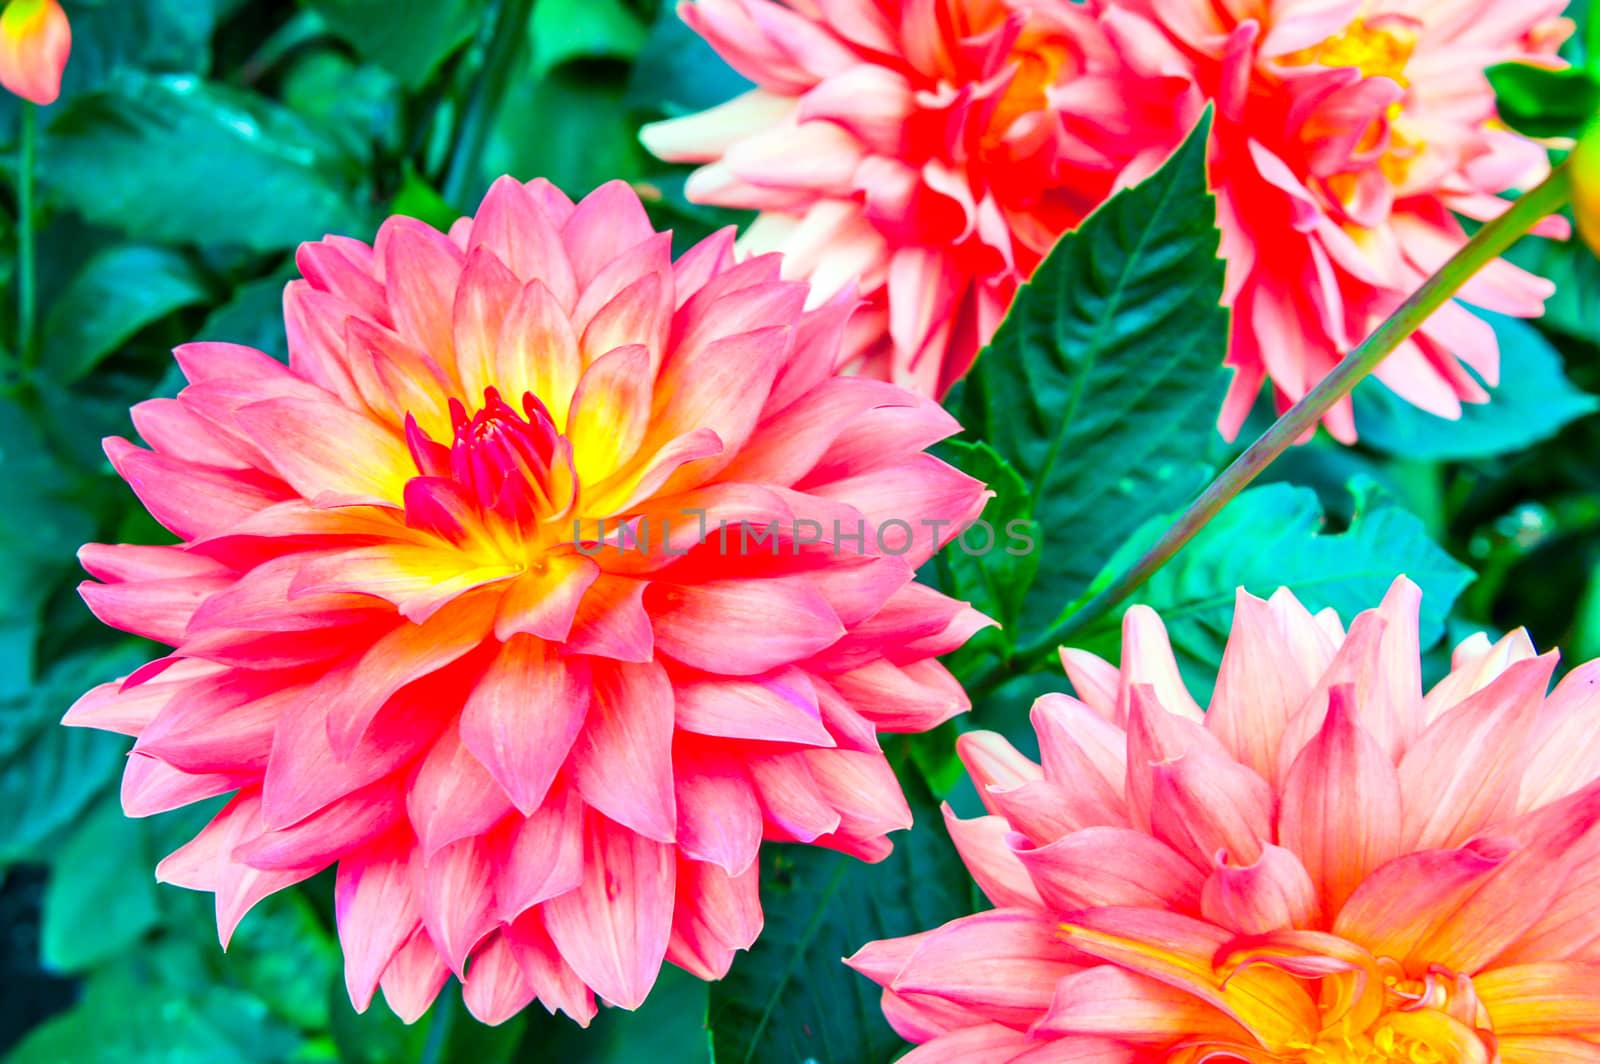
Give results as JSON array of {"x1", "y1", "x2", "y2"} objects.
[
  {"x1": 65, "y1": 177, "x2": 988, "y2": 1025},
  {"x1": 648, "y1": 0, "x2": 1571, "y2": 440},
  {"x1": 850, "y1": 578, "x2": 1600, "y2": 1061}
]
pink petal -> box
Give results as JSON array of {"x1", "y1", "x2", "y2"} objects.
[
  {"x1": 460, "y1": 636, "x2": 591, "y2": 816},
  {"x1": 336, "y1": 832, "x2": 422, "y2": 1011},
  {"x1": 569, "y1": 661, "x2": 677, "y2": 843}
]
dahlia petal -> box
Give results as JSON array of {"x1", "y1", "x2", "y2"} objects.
[
  {"x1": 419, "y1": 834, "x2": 497, "y2": 977},
  {"x1": 570, "y1": 661, "x2": 677, "y2": 843},
  {"x1": 121, "y1": 752, "x2": 245, "y2": 818},
  {"x1": 382, "y1": 221, "x2": 465, "y2": 365},
  {"x1": 563, "y1": 575, "x2": 655, "y2": 662},
  {"x1": 674, "y1": 671, "x2": 834, "y2": 747},
  {"x1": 943, "y1": 807, "x2": 1043, "y2": 909},
  {"x1": 1118, "y1": 606, "x2": 1206, "y2": 723},
  {"x1": 674, "y1": 760, "x2": 764, "y2": 876},
  {"x1": 896, "y1": 1024, "x2": 1032, "y2": 1063},
  {"x1": 503, "y1": 914, "x2": 598, "y2": 1026},
  {"x1": 495, "y1": 784, "x2": 586, "y2": 920},
  {"x1": 1472, "y1": 963, "x2": 1600, "y2": 1035},
  {"x1": 1035, "y1": 964, "x2": 1254, "y2": 1043},
  {"x1": 652, "y1": 325, "x2": 790, "y2": 480},
  {"x1": 1278, "y1": 684, "x2": 1405, "y2": 914},
  {"x1": 453, "y1": 247, "x2": 523, "y2": 403},
  {"x1": 1200, "y1": 844, "x2": 1322, "y2": 936},
  {"x1": 233, "y1": 397, "x2": 411, "y2": 507},
  {"x1": 958, "y1": 730, "x2": 1043, "y2": 811},
  {"x1": 1397, "y1": 653, "x2": 1555, "y2": 850},
  {"x1": 649, "y1": 578, "x2": 845, "y2": 675},
  {"x1": 746, "y1": 752, "x2": 842, "y2": 841},
  {"x1": 641, "y1": 91, "x2": 798, "y2": 163},
  {"x1": 494, "y1": 279, "x2": 581, "y2": 430},
  {"x1": 63, "y1": 658, "x2": 225, "y2": 736},
  {"x1": 379, "y1": 928, "x2": 451, "y2": 1025},
  {"x1": 336, "y1": 833, "x2": 422, "y2": 1012},
  {"x1": 580, "y1": 271, "x2": 672, "y2": 372},
  {"x1": 470, "y1": 176, "x2": 579, "y2": 309},
  {"x1": 890, "y1": 909, "x2": 1082, "y2": 1027},
  {"x1": 1124, "y1": 684, "x2": 1233, "y2": 834},
  {"x1": 1012, "y1": 827, "x2": 1204, "y2": 913},
  {"x1": 460, "y1": 636, "x2": 591, "y2": 816},
  {"x1": 666, "y1": 857, "x2": 763, "y2": 980},
  {"x1": 566, "y1": 344, "x2": 653, "y2": 485},
  {"x1": 1331, "y1": 836, "x2": 1513, "y2": 961},
  {"x1": 1150, "y1": 749, "x2": 1273, "y2": 869},
  {"x1": 543, "y1": 816, "x2": 675, "y2": 1010},
  {"x1": 805, "y1": 748, "x2": 913, "y2": 840},
  {"x1": 463, "y1": 932, "x2": 539, "y2": 1026},
  {"x1": 104, "y1": 438, "x2": 284, "y2": 540},
  {"x1": 562, "y1": 181, "x2": 657, "y2": 288},
  {"x1": 237, "y1": 779, "x2": 401, "y2": 870},
  {"x1": 407, "y1": 721, "x2": 515, "y2": 857},
  {"x1": 1031, "y1": 694, "x2": 1127, "y2": 799}
]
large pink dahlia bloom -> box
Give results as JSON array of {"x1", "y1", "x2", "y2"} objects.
[
  {"x1": 851, "y1": 578, "x2": 1600, "y2": 1062},
  {"x1": 1096, "y1": 0, "x2": 1572, "y2": 442},
  {"x1": 64, "y1": 178, "x2": 989, "y2": 1026},
  {"x1": 641, "y1": 0, "x2": 1155, "y2": 397}
]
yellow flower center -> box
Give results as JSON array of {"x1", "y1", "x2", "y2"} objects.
[{"x1": 1281, "y1": 17, "x2": 1419, "y2": 84}]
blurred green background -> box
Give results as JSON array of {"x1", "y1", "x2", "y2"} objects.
[{"x1": 4, "y1": 1, "x2": 1600, "y2": 1062}]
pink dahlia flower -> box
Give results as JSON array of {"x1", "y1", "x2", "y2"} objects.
[
  {"x1": 0, "y1": 0, "x2": 70, "y2": 105},
  {"x1": 851, "y1": 578, "x2": 1600, "y2": 1061},
  {"x1": 65, "y1": 177, "x2": 989, "y2": 1026},
  {"x1": 1083, "y1": 0, "x2": 1571, "y2": 441},
  {"x1": 641, "y1": 0, "x2": 1162, "y2": 398}
]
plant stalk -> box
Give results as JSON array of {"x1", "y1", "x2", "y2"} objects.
[{"x1": 441, "y1": 0, "x2": 536, "y2": 209}]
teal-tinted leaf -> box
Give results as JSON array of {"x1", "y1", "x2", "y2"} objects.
[
  {"x1": 1487, "y1": 63, "x2": 1600, "y2": 139},
  {"x1": 960, "y1": 111, "x2": 1229, "y2": 630},
  {"x1": 626, "y1": 5, "x2": 752, "y2": 117},
  {"x1": 532, "y1": 0, "x2": 649, "y2": 77},
  {"x1": 280, "y1": 48, "x2": 403, "y2": 160},
  {"x1": 198, "y1": 272, "x2": 295, "y2": 363},
  {"x1": 0, "y1": 645, "x2": 148, "y2": 863},
  {"x1": 306, "y1": 0, "x2": 479, "y2": 87},
  {"x1": 5, "y1": 969, "x2": 301, "y2": 1064},
  {"x1": 707, "y1": 770, "x2": 971, "y2": 1064},
  {"x1": 42, "y1": 244, "x2": 215, "y2": 382},
  {"x1": 1076, "y1": 482, "x2": 1474, "y2": 698},
  {"x1": 40, "y1": 801, "x2": 161, "y2": 972},
  {"x1": 1354, "y1": 312, "x2": 1597, "y2": 460},
  {"x1": 38, "y1": 71, "x2": 371, "y2": 252}
]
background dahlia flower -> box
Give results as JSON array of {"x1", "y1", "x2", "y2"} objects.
[
  {"x1": 850, "y1": 577, "x2": 1600, "y2": 1062},
  {"x1": 1090, "y1": 0, "x2": 1571, "y2": 442},
  {"x1": 64, "y1": 177, "x2": 989, "y2": 1026},
  {"x1": 0, "y1": 0, "x2": 70, "y2": 104},
  {"x1": 641, "y1": 0, "x2": 1165, "y2": 397}
]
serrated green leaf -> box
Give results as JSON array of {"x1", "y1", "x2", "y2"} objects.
[
  {"x1": 959, "y1": 110, "x2": 1229, "y2": 632},
  {"x1": 38, "y1": 71, "x2": 371, "y2": 252},
  {"x1": 707, "y1": 771, "x2": 970, "y2": 1064},
  {"x1": 1075, "y1": 482, "x2": 1474, "y2": 699},
  {"x1": 1487, "y1": 62, "x2": 1600, "y2": 138},
  {"x1": 42, "y1": 245, "x2": 215, "y2": 382},
  {"x1": 306, "y1": 0, "x2": 479, "y2": 88},
  {"x1": 40, "y1": 801, "x2": 161, "y2": 972},
  {"x1": 532, "y1": 0, "x2": 649, "y2": 77},
  {"x1": 1354, "y1": 312, "x2": 1598, "y2": 460}
]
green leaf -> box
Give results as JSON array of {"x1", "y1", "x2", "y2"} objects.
[
  {"x1": 1077, "y1": 481, "x2": 1474, "y2": 698},
  {"x1": 41, "y1": 245, "x2": 215, "y2": 382},
  {"x1": 626, "y1": 5, "x2": 752, "y2": 117},
  {"x1": 40, "y1": 801, "x2": 161, "y2": 972},
  {"x1": 306, "y1": 0, "x2": 479, "y2": 87},
  {"x1": 532, "y1": 0, "x2": 649, "y2": 77},
  {"x1": 1487, "y1": 63, "x2": 1600, "y2": 139},
  {"x1": 959, "y1": 110, "x2": 1229, "y2": 632},
  {"x1": 485, "y1": 67, "x2": 650, "y2": 196},
  {"x1": 520, "y1": 965, "x2": 709, "y2": 1063},
  {"x1": 1353, "y1": 312, "x2": 1598, "y2": 460},
  {"x1": 38, "y1": 71, "x2": 372, "y2": 252},
  {"x1": 707, "y1": 770, "x2": 972, "y2": 1064},
  {"x1": 937, "y1": 439, "x2": 1040, "y2": 635}
]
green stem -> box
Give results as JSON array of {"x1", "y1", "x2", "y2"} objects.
[
  {"x1": 441, "y1": 0, "x2": 536, "y2": 209},
  {"x1": 1021, "y1": 161, "x2": 1573, "y2": 659},
  {"x1": 17, "y1": 101, "x2": 36, "y2": 373}
]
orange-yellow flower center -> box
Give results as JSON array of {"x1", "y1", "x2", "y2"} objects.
[{"x1": 990, "y1": 31, "x2": 1070, "y2": 139}]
